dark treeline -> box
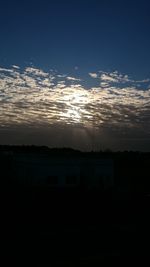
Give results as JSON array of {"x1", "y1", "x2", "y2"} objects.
[{"x1": 0, "y1": 144, "x2": 150, "y2": 158}]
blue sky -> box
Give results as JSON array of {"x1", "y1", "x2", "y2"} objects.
[
  {"x1": 0, "y1": 0, "x2": 150, "y2": 77},
  {"x1": 0, "y1": 0, "x2": 150, "y2": 150}
]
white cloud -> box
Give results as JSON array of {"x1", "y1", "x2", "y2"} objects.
[
  {"x1": 101, "y1": 73, "x2": 118, "y2": 83},
  {"x1": 57, "y1": 74, "x2": 66, "y2": 78},
  {"x1": 66, "y1": 76, "x2": 81, "y2": 81},
  {"x1": 0, "y1": 66, "x2": 149, "y2": 142},
  {"x1": 100, "y1": 82, "x2": 109, "y2": 88},
  {"x1": 136, "y1": 78, "x2": 150, "y2": 83},
  {"x1": 25, "y1": 67, "x2": 49, "y2": 77},
  {"x1": 12, "y1": 65, "x2": 20, "y2": 69},
  {"x1": 89, "y1": 73, "x2": 98, "y2": 78},
  {"x1": 0, "y1": 67, "x2": 13, "y2": 73},
  {"x1": 100, "y1": 71, "x2": 130, "y2": 84}
]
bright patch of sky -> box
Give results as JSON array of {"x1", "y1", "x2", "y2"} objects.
[{"x1": 0, "y1": 65, "x2": 150, "y2": 151}]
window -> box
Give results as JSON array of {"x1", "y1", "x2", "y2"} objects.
[{"x1": 66, "y1": 175, "x2": 76, "y2": 185}]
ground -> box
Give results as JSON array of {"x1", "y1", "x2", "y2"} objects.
[{"x1": 3, "y1": 186, "x2": 150, "y2": 266}]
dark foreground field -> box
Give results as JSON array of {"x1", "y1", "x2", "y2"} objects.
[{"x1": 3, "y1": 186, "x2": 150, "y2": 266}]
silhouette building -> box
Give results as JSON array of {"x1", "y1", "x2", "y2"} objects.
[{"x1": 11, "y1": 152, "x2": 114, "y2": 189}]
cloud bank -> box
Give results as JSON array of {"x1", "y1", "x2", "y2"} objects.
[{"x1": 0, "y1": 66, "x2": 150, "y2": 151}]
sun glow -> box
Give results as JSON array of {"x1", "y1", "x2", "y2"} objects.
[
  {"x1": 65, "y1": 107, "x2": 81, "y2": 123},
  {"x1": 60, "y1": 88, "x2": 89, "y2": 124},
  {"x1": 1, "y1": 65, "x2": 150, "y2": 134}
]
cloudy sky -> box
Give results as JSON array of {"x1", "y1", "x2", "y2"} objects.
[{"x1": 0, "y1": 0, "x2": 150, "y2": 151}]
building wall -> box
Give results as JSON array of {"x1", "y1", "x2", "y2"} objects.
[{"x1": 13, "y1": 154, "x2": 114, "y2": 188}]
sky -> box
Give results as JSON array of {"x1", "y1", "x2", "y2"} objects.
[{"x1": 0, "y1": 0, "x2": 150, "y2": 151}]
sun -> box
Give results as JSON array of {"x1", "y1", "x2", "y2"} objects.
[
  {"x1": 52, "y1": 86, "x2": 91, "y2": 125},
  {"x1": 60, "y1": 88, "x2": 88, "y2": 124},
  {"x1": 65, "y1": 106, "x2": 81, "y2": 123}
]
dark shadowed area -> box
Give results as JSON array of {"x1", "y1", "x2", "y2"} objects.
[{"x1": 1, "y1": 146, "x2": 150, "y2": 265}]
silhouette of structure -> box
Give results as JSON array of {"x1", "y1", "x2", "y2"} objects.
[
  {"x1": 1, "y1": 145, "x2": 150, "y2": 192},
  {"x1": 4, "y1": 151, "x2": 114, "y2": 189}
]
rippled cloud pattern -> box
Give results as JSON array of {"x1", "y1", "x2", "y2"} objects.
[{"x1": 0, "y1": 65, "x2": 150, "y2": 150}]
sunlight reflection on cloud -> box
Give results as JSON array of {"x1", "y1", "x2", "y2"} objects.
[{"x1": 0, "y1": 66, "x2": 150, "y2": 138}]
